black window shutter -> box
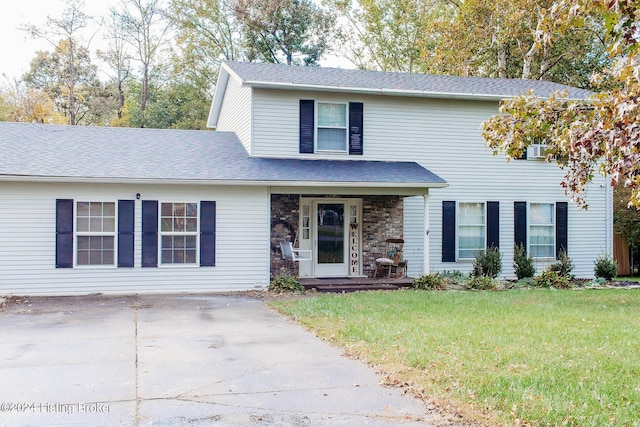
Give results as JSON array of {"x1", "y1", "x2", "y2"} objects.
[
  {"x1": 142, "y1": 200, "x2": 158, "y2": 267},
  {"x1": 299, "y1": 100, "x2": 314, "y2": 154},
  {"x1": 556, "y1": 202, "x2": 568, "y2": 259},
  {"x1": 200, "y1": 201, "x2": 216, "y2": 267},
  {"x1": 487, "y1": 201, "x2": 500, "y2": 249},
  {"x1": 518, "y1": 148, "x2": 528, "y2": 160},
  {"x1": 118, "y1": 200, "x2": 135, "y2": 268},
  {"x1": 514, "y1": 202, "x2": 527, "y2": 249},
  {"x1": 442, "y1": 201, "x2": 456, "y2": 262},
  {"x1": 348, "y1": 102, "x2": 364, "y2": 155},
  {"x1": 56, "y1": 199, "x2": 74, "y2": 268}
]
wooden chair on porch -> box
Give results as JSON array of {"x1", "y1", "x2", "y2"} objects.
[{"x1": 374, "y1": 238, "x2": 408, "y2": 278}]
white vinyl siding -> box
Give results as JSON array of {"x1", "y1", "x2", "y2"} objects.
[
  {"x1": 0, "y1": 182, "x2": 270, "y2": 295},
  {"x1": 403, "y1": 196, "x2": 425, "y2": 278},
  {"x1": 248, "y1": 86, "x2": 609, "y2": 278},
  {"x1": 215, "y1": 74, "x2": 252, "y2": 154}
]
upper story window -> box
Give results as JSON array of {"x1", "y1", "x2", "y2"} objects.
[
  {"x1": 529, "y1": 203, "x2": 555, "y2": 258},
  {"x1": 299, "y1": 100, "x2": 363, "y2": 155},
  {"x1": 317, "y1": 102, "x2": 347, "y2": 152},
  {"x1": 76, "y1": 201, "x2": 116, "y2": 266},
  {"x1": 160, "y1": 202, "x2": 198, "y2": 264},
  {"x1": 458, "y1": 202, "x2": 485, "y2": 259}
]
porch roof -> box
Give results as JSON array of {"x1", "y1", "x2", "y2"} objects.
[
  {"x1": 0, "y1": 122, "x2": 445, "y2": 189},
  {"x1": 251, "y1": 157, "x2": 446, "y2": 187}
]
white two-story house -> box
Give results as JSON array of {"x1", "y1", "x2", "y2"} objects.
[{"x1": 0, "y1": 61, "x2": 611, "y2": 295}]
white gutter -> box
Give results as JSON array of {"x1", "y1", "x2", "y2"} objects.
[{"x1": 0, "y1": 174, "x2": 448, "y2": 188}]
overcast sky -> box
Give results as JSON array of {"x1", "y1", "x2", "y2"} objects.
[
  {"x1": 0, "y1": 0, "x2": 351, "y2": 84},
  {"x1": 0, "y1": 0, "x2": 122, "y2": 82}
]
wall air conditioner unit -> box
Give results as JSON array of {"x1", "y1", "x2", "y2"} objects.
[{"x1": 528, "y1": 144, "x2": 546, "y2": 159}]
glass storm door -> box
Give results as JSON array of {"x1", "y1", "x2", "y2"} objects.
[{"x1": 314, "y1": 202, "x2": 347, "y2": 276}]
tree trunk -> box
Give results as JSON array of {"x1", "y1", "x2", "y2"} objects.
[
  {"x1": 538, "y1": 45, "x2": 551, "y2": 80},
  {"x1": 141, "y1": 65, "x2": 148, "y2": 112},
  {"x1": 497, "y1": 44, "x2": 508, "y2": 78},
  {"x1": 522, "y1": 42, "x2": 537, "y2": 80},
  {"x1": 117, "y1": 80, "x2": 125, "y2": 120},
  {"x1": 69, "y1": 39, "x2": 77, "y2": 125}
]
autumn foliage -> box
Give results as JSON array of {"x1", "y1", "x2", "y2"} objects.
[{"x1": 482, "y1": 0, "x2": 639, "y2": 207}]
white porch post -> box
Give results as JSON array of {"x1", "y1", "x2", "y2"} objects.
[{"x1": 423, "y1": 193, "x2": 430, "y2": 275}]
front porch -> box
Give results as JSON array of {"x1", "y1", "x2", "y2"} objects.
[
  {"x1": 299, "y1": 277, "x2": 413, "y2": 293},
  {"x1": 270, "y1": 193, "x2": 409, "y2": 280}
]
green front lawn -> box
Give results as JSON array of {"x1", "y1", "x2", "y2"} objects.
[{"x1": 272, "y1": 289, "x2": 640, "y2": 426}]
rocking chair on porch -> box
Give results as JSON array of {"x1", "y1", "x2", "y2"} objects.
[
  {"x1": 280, "y1": 241, "x2": 312, "y2": 263},
  {"x1": 374, "y1": 238, "x2": 408, "y2": 278}
]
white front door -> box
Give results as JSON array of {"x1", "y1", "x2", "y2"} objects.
[{"x1": 314, "y1": 201, "x2": 347, "y2": 276}]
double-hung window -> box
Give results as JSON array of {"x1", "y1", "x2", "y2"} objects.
[
  {"x1": 458, "y1": 202, "x2": 485, "y2": 259},
  {"x1": 529, "y1": 203, "x2": 554, "y2": 258},
  {"x1": 160, "y1": 202, "x2": 198, "y2": 264},
  {"x1": 76, "y1": 201, "x2": 116, "y2": 266},
  {"x1": 317, "y1": 102, "x2": 347, "y2": 151}
]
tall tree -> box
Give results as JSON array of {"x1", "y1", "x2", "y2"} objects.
[
  {"x1": 168, "y1": 0, "x2": 243, "y2": 93},
  {"x1": 614, "y1": 186, "x2": 640, "y2": 250},
  {"x1": 0, "y1": 78, "x2": 65, "y2": 124},
  {"x1": 119, "y1": 78, "x2": 209, "y2": 129},
  {"x1": 97, "y1": 10, "x2": 132, "y2": 121},
  {"x1": 233, "y1": 0, "x2": 335, "y2": 65},
  {"x1": 20, "y1": 0, "x2": 105, "y2": 125},
  {"x1": 482, "y1": 0, "x2": 640, "y2": 207},
  {"x1": 426, "y1": 0, "x2": 607, "y2": 85},
  {"x1": 115, "y1": 0, "x2": 172, "y2": 113},
  {"x1": 329, "y1": 0, "x2": 452, "y2": 72},
  {"x1": 24, "y1": 40, "x2": 116, "y2": 125}
]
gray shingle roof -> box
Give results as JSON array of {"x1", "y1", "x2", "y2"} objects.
[
  {"x1": 223, "y1": 61, "x2": 592, "y2": 100},
  {"x1": 0, "y1": 122, "x2": 445, "y2": 187}
]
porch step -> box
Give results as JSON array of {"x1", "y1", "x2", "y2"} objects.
[
  {"x1": 314, "y1": 284, "x2": 400, "y2": 293},
  {"x1": 299, "y1": 277, "x2": 413, "y2": 293}
]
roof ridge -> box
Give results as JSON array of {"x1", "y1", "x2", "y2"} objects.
[{"x1": 222, "y1": 61, "x2": 592, "y2": 100}]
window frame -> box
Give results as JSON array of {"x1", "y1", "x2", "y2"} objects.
[
  {"x1": 528, "y1": 202, "x2": 556, "y2": 259},
  {"x1": 315, "y1": 101, "x2": 348, "y2": 153},
  {"x1": 158, "y1": 201, "x2": 200, "y2": 267},
  {"x1": 457, "y1": 202, "x2": 486, "y2": 260},
  {"x1": 75, "y1": 201, "x2": 117, "y2": 268}
]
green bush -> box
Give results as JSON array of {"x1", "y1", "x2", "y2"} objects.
[
  {"x1": 471, "y1": 246, "x2": 503, "y2": 278},
  {"x1": 513, "y1": 243, "x2": 535, "y2": 279},
  {"x1": 584, "y1": 277, "x2": 607, "y2": 287},
  {"x1": 594, "y1": 254, "x2": 618, "y2": 281},
  {"x1": 465, "y1": 275, "x2": 497, "y2": 290},
  {"x1": 514, "y1": 277, "x2": 536, "y2": 288},
  {"x1": 534, "y1": 270, "x2": 571, "y2": 289},
  {"x1": 548, "y1": 249, "x2": 574, "y2": 277},
  {"x1": 268, "y1": 275, "x2": 304, "y2": 293},
  {"x1": 412, "y1": 273, "x2": 444, "y2": 290},
  {"x1": 440, "y1": 270, "x2": 468, "y2": 286}
]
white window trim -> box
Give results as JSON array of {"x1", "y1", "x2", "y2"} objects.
[
  {"x1": 158, "y1": 201, "x2": 200, "y2": 267},
  {"x1": 315, "y1": 101, "x2": 348, "y2": 153},
  {"x1": 528, "y1": 202, "x2": 556, "y2": 260},
  {"x1": 456, "y1": 202, "x2": 486, "y2": 261},
  {"x1": 74, "y1": 200, "x2": 117, "y2": 268}
]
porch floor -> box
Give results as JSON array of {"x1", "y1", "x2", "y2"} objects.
[{"x1": 299, "y1": 277, "x2": 413, "y2": 293}]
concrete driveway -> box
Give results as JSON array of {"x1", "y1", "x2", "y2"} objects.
[{"x1": 0, "y1": 294, "x2": 459, "y2": 426}]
